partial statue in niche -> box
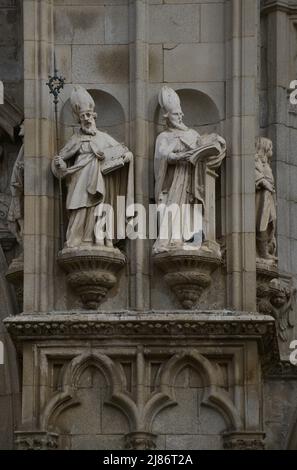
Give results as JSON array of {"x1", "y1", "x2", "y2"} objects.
[
  {"x1": 7, "y1": 121, "x2": 24, "y2": 252},
  {"x1": 153, "y1": 86, "x2": 226, "y2": 254},
  {"x1": 52, "y1": 86, "x2": 134, "y2": 249},
  {"x1": 255, "y1": 137, "x2": 277, "y2": 262}
]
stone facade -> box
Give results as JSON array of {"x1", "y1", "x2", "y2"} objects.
[{"x1": 0, "y1": 0, "x2": 297, "y2": 450}]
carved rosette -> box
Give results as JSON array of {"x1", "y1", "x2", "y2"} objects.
[
  {"x1": 58, "y1": 247, "x2": 126, "y2": 309},
  {"x1": 125, "y1": 432, "x2": 157, "y2": 450},
  {"x1": 6, "y1": 256, "x2": 24, "y2": 312},
  {"x1": 15, "y1": 431, "x2": 59, "y2": 450},
  {"x1": 223, "y1": 432, "x2": 265, "y2": 450},
  {"x1": 153, "y1": 249, "x2": 221, "y2": 309}
]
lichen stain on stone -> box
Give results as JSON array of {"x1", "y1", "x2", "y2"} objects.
[
  {"x1": 96, "y1": 48, "x2": 129, "y2": 82},
  {"x1": 66, "y1": 10, "x2": 99, "y2": 31}
]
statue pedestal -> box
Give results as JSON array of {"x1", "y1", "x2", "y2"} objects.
[
  {"x1": 58, "y1": 247, "x2": 126, "y2": 309},
  {"x1": 153, "y1": 248, "x2": 221, "y2": 309}
]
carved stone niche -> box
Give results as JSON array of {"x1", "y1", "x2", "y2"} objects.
[
  {"x1": 6, "y1": 255, "x2": 23, "y2": 312},
  {"x1": 153, "y1": 248, "x2": 221, "y2": 309},
  {"x1": 58, "y1": 247, "x2": 126, "y2": 309}
]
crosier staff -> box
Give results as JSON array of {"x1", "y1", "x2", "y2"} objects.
[{"x1": 46, "y1": 55, "x2": 65, "y2": 249}]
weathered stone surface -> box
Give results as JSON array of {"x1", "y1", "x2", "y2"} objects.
[
  {"x1": 164, "y1": 43, "x2": 225, "y2": 82},
  {"x1": 149, "y1": 4, "x2": 200, "y2": 44},
  {"x1": 72, "y1": 45, "x2": 129, "y2": 84},
  {"x1": 1, "y1": 0, "x2": 297, "y2": 452}
]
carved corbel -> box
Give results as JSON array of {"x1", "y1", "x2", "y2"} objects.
[{"x1": 58, "y1": 247, "x2": 126, "y2": 309}]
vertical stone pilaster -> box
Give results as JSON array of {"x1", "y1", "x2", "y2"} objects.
[
  {"x1": 23, "y1": 0, "x2": 55, "y2": 313},
  {"x1": 225, "y1": 0, "x2": 258, "y2": 311},
  {"x1": 129, "y1": 0, "x2": 150, "y2": 310}
]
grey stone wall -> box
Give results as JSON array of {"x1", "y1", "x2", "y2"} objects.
[
  {"x1": 1, "y1": 0, "x2": 297, "y2": 451},
  {"x1": 0, "y1": 0, "x2": 23, "y2": 106}
]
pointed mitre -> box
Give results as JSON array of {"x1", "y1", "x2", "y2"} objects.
[
  {"x1": 70, "y1": 86, "x2": 95, "y2": 119},
  {"x1": 158, "y1": 86, "x2": 182, "y2": 114}
]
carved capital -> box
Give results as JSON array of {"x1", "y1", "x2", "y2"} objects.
[
  {"x1": 14, "y1": 431, "x2": 59, "y2": 450},
  {"x1": 223, "y1": 432, "x2": 265, "y2": 450},
  {"x1": 125, "y1": 432, "x2": 157, "y2": 450}
]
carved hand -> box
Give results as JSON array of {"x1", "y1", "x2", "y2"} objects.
[
  {"x1": 168, "y1": 151, "x2": 187, "y2": 163},
  {"x1": 123, "y1": 151, "x2": 133, "y2": 163},
  {"x1": 54, "y1": 156, "x2": 67, "y2": 170},
  {"x1": 96, "y1": 151, "x2": 105, "y2": 161},
  {"x1": 263, "y1": 180, "x2": 275, "y2": 193}
]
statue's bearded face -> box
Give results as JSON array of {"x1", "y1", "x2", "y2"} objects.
[
  {"x1": 80, "y1": 111, "x2": 97, "y2": 135},
  {"x1": 167, "y1": 110, "x2": 187, "y2": 131}
]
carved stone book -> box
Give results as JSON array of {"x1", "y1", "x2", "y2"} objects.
[
  {"x1": 101, "y1": 144, "x2": 127, "y2": 174},
  {"x1": 183, "y1": 142, "x2": 221, "y2": 165}
]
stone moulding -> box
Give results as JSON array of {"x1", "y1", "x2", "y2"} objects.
[
  {"x1": 153, "y1": 249, "x2": 222, "y2": 309},
  {"x1": 261, "y1": 0, "x2": 297, "y2": 16},
  {"x1": 57, "y1": 247, "x2": 127, "y2": 309},
  {"x1": 4, "y1": 312, "x2": 279, "y2": 369}
]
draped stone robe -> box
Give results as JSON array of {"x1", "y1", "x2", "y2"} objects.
[
  {"x1": 153, "y1": 127, "x2": 226, "y2": 253},
  {"x1": 52, "y1": 129, "x2": 134, "y2": 248},
  {"x1": 154, "y1": 128, "x2": 204, "y2": 252},
  {"x1": 8, "y1": 143, "x2": 24, "y2": 246},
  {"x1": 255, "y1": 156, "x2": 277, "y2": 241}
]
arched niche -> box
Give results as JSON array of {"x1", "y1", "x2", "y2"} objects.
[
  {"x1": 149, "y1": 90, "x2": 224, "y2": 235},
  {"x1": 44, "y1": 353, "x2": 131, "y2": 450},
  {"x1": 0, "y1": 98, "x2": 22, "y2": 142},
  {"x1": 59, "y1": 89, "x2": 126, "y2": 147},
  {"x1": 153, "y1": 88, "x2": 222, "y2": 139},
  {"x1": 152, "y1": 364, "x2": 228, "y2": 450},
  {"x1": 0, "y1": 99, "x2": 23, "y2": 257},
  {"x1": 53, "y1": 364, "x2": 129, "y2": 449}
]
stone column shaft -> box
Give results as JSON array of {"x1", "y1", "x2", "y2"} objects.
[
  {"x1": 225, "y1": 0, "x2": 258, "y2": 311},
  {"x1": 129, "y1": 0, "x2": 150, "y2": 310}
]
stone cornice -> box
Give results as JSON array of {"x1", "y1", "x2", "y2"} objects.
[
  {"x1": 4, "y1": 311, "x2": 279, "y2": 366},
  {"x1": 4, "y1": 311, "x2": 275, "y2": 336},
  {"x1": 261, "y1": 0, "x2": 297, "y2": 15}
]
